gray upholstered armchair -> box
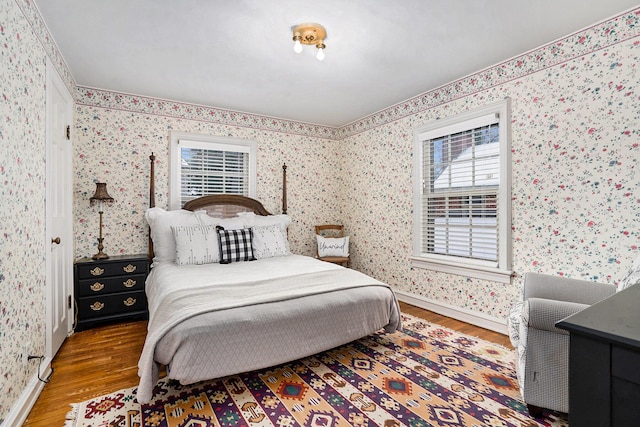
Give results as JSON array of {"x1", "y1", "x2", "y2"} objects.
[{"x1": 508, "y1": 272, "x2": 616, "y2": 416}]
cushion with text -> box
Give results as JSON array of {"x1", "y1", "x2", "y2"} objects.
[{"x1": 317, "y1": 235, "x2": 349, "y2": 257}]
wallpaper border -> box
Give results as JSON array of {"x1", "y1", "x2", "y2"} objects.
[
  {"x1": 23, "y1": 1, "x2": 640, "y2": 141},
  {"x1": 74, "y1": 86, "x2": 339, "y2": 140},
  {"x1": 338, "y1": 7, "x2": 640, "y2": 138},
  {"x1": 17, "y1": 0, "x2": 76, "y2": 95}
]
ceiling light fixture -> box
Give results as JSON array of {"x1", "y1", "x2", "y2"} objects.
[{"x1": 292, "y1": 23, "x2": 326, "y2": 61}]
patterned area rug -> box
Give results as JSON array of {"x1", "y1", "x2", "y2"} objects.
[{"x1": 65, "y1": 313, "x2": 568, "y2": 427}]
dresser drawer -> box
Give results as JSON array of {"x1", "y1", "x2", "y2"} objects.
[
  {"x1": 76, "y1": 258, "x2": 148, "y2": 280},
  {"x1": 74, "y1": 254, "x2": 149, "y2": 331},
  {"x1": 612, "y1": 346, "x2": 640, "y2": 385},
  {"x1": 77, "y1": 290, "x2": 147, "y2": 320},
  {"x1": 77, "y1": 273, "x2": 146, "y2": 297}
]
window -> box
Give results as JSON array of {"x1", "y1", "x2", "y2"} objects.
[
  {"x1": 412, "y1": 99, "x2": 511, "y2": 283},
  {"x1": 169, "y1": 132, "x2": 256, "y2": 209}
]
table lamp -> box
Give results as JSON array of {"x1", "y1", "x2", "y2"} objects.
[{"x1": 89, "y1": 182, "x2": 114, "y2": 259}]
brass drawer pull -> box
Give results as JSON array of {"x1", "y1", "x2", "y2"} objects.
[
  {"x1": 90, "y1": 301, "x2": 105, "y2": 311},
  {"x1": 90, "y1": 282, "x2": 105, "y2": 292},
  {"x1": 123, "y1": 279, "x2": 136, "y2": 288},
  {"x1": 123, "y1": 264, "x2": 137, "y2": 273},
  {"x1": 90, "y1": 267, "x2": 105, "y2": 276},
  {"x1": 123, "y1": 297, "x2": 137, "y2": 307}
]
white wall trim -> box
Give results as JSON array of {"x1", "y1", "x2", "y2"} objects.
[
  {"x1": 410, "y1": 256, "x2": 512, "y2": 284},
  {"x1": 395, "y1": 289, "x2": 508, "y2": 335},
  {"x1": 4, "y1": 358, "x2": 52, "y2": 427}
]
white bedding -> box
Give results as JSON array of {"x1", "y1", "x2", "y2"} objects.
[
  {"x1": 137, "y1": 254, "x2": 401, "y2": 403},
  {"x1": 146, "y1": 254, "x2": 345, "y2": 316}
]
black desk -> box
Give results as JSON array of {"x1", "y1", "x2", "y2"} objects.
[{"x1": 556, "y1": 284, "x2": 640, "y2": 426}]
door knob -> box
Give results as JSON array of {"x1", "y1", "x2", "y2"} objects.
[{"x1": 51, "y1": 237, "x2": 61, "y2": 244}]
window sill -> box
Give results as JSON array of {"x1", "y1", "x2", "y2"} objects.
[{"x1": 411, "y1": 256, "x2": 512, "y2": 284}]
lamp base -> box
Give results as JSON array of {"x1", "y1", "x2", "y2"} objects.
[
  {"x1": 92, "y1": 236, "x2": 109, "y2": 260},
  {"x1": 92, "y1": 251, "x2": 109, "y2": 260}
]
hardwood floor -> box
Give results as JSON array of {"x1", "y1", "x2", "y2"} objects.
[
  {"x1": 23, "y1": 302, "x2": 512, "y2": 426},
  {"x1": 399, "y1": 302, "x2": 511, "y2": 348},
  {"x1": 23, "y1": 321, "x2": 148, "y2": 427}
]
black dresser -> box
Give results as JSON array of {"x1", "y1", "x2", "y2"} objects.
[
  {"x1": 556, "y1": 283, "x2": 640, "y2": 426},
  {"x1": 74, "y1": 254, "x2": 149, "y2": 331}
]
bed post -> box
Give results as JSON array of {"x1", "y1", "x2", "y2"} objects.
[
  {"x1": 282, "y1": 163, "x2": 287, "y2": 214},
  {"x1": 149, "y1": 152, "x2": 156, "y2": 208},
  {"x1": 148, "y1": 153, "x2": 156, "y2": 261}
]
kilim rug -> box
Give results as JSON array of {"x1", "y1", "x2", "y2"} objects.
[{"x1": 65, "y1": 313, "x2": 568, "y2": 427}]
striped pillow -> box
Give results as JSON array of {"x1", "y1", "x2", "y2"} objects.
[
  {"x1": 172, "y1": 224, "x2": 220, "y2": 265},
  {"x1": 252, "y1": 223, "x2": 290, "y2": 259},
  {"x1": 216, "y1": 226, "x2": 256, "y2": 264}
]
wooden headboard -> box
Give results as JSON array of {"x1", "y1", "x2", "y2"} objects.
[
  {"x1": 147, "y1": 153, "x2": 288, "y2": 259},
  {"x1": 183, "y1": 194, "x2": 271, "y2": 217}
]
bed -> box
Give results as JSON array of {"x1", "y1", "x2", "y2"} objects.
[{"x1": 137, "y1": 155, "x2": 401, "y2": 403}]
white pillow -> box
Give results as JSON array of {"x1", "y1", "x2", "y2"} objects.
[
  {"x1": 317, "y1": 235, "x2": 349, "y2": 257},
  {"x1": 145, "y1": 207, "x2": 201, "y2": 264},
  {"x1": 252, "y1": 224, "x2": 290, "y2": 259},
  {"x1": 172, "y1": 225, "x2": 220, "y2": 265},
  {"x1": 196, "y1": 211, "x2": 247, "y2": 230},
  {"x1": 238, "y1": 212, "x2": 292, "y2": 229}
]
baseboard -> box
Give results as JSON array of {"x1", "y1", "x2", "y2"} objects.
[
  {"x1": 4, "y1": 357, "x2": 52, "y2": 427},
  {"x1": 395, "y1": 289, "x2": 508, "y2": 335}
]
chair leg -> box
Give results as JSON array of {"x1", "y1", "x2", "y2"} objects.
[{"x1": 527, "y1": 404, "x2": 543, "y2": 417}]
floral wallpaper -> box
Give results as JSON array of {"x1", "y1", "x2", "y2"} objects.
[
  {"x1": 1, "y1": 0, "x2": 639, "y2": 422},
  {"x1": 72, "y1": 8, "x2": 639, "y2": 323},
  {"x1": 338, "y1": 14, "x2": 639, "y2": 318},
  {"x1": 338, "y1": 9, "x2": 640, "y2": 139},
  {"x1": 0, "y1": 0, "x2": 48, "y2": 422},
  {"x1": 72, "y1": 109, "x2": 342, "y2": 260},
  {"x1": 340, "y1": 34, "x2": 639, "y2": 319}
]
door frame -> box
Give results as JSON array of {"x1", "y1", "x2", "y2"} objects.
[
  {"x1": 8, "y1": 58, "x2": 75, "y2": 427},
  {"x1": 45, "y1": 58, "x2": 74, "y2": 357}
]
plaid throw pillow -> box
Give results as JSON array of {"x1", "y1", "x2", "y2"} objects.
[{"x1": 216, "y1": 226, "x2": 256, "y2": 264}]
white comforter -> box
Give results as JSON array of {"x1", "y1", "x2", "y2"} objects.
[{"x1": 137, "y1": 255, "x2": 400, "y2": 403}]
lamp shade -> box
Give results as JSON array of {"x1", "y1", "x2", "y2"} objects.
[{"x1": 89, "y1": 182, "x2": 114, "y2": 207}]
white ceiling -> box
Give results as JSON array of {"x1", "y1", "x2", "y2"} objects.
[{"x1": 35, "y1": 0, "x2": 638, "y2": 127}]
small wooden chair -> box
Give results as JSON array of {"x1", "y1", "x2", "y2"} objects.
[{"x1": 315, "y1": 224, "x2": 350, "y2": 268}]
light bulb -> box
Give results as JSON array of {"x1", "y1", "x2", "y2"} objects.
[
  {"x1": 293, "y1": 39, "x2": 302, "y2": 53},
  {"x1": 316, "y1": 47, "x2": 325, "y2": 61}
]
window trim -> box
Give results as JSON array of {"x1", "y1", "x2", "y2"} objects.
[
  {"x1": 411, "y1": 99, "x2": 512, "y2": 283},
  {"x1": 169, "y1": 131, "x2": 257, "y2": 210}
]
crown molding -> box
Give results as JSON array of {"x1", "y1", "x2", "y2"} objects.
[{"x1": 19, "y1": 1, "x2": 640, "y2": 140}]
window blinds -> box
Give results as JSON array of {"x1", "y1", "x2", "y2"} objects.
[
  {"x1": 420, "y1": 114, "x2": 500, "y2": 262},
  {"x1": 179, "y1": 141, "x2": 250, "y2": 206}
]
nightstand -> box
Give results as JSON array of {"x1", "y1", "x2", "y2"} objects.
[{"x1": 74, "y1": 254, "x2": 149, "y2": 331}]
